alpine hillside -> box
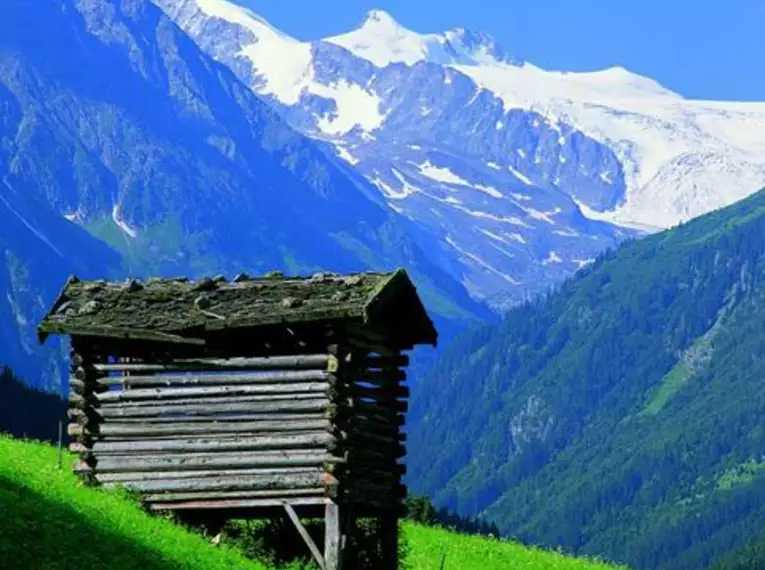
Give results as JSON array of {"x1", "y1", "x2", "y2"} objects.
[
  {"x1": 153, "y1": 0, "x2": 765, "y2": 309},
  {"x1": 0, "y1": 0, "x2": 491, "y2": 389},
  {"x1": 407, "y1": 185, "x2": 765, "y2": 570}
]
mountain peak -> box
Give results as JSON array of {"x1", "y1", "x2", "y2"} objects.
[{"x1": 360, "y1": 9, "x2": 401, "y2": 29}]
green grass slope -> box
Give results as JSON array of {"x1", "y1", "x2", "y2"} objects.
[
  {"x1": 0, "y1": 435, "x2": 624, "y2": 570},
  {"x1": 0, "y1": 435, "x2": 264, "y2": 570}
]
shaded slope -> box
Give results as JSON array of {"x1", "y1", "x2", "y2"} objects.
[
  {"x1": 0, "y1": 0, "x2": 491, "y2": 390},
  {"x1": 408, "y1": 187, "x2": 765, "y2": 569},
  {"x1": 0, "y1": 177, "x2": 121, "y2": 392}
]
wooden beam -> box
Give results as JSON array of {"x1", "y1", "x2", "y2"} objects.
[
  {"x1": 101, "y1": 471, "x2": 327, "y2": 493},
  {"x1": 284, "y1": 503, "x2": 326, "y2": 570},
  {"x1": 148, "y1": 496, "x2": 330, "y2": 511},
  {"x1": 96, "y1": 370, "x2": 333, "y2": 388},
  {"x1": 70, "y1": 432, "x2": 334, "y2": 455},
  {"x1": 93, "y1": 355, "x2": 330, "y2": 373},
  {"x1": 325, "y1": 501, "x2": 342, "y2": 570},
  {"x1": 92, "y1": 398, "x2": 331, "y2": 419},
  {"x1": 145, "y1": 488, "x2": 325, "y2": 503},
  {"x1": 78, "y1": 451, "x2": 344, "y2": 473},
  {"x1": 75, "y1": 418, "x2": 331, "y2": 438},
  {"x1": 94, "y1": 382, "x2": 331, "y2": 403}
]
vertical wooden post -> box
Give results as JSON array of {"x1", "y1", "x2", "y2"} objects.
[
  {"x1": 325, "y1": 501, "x2": 342, "y2": 570},
  {"x1": 70, "y1": 337, "x2": 99, "y2": 484},
  {"x1": 380, "y1": 511, "x2": 399, "y2": 570}
]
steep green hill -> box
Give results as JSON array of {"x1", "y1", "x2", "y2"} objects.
[
  {"x1": 0, "y1": 435, "x2": 624, "y2": 570},
  {"x1": 408, "y1": 187, "x2": 765, "y2": 569}
]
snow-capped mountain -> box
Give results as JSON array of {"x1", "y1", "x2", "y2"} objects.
[{"x1": 154, "y1": 0, "x2": 765, "y2": 308}]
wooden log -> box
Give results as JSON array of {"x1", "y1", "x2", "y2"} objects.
[
  {"x1": 92, "y1": 468, "x2": 323, "y2": 483},
  {"x1": 349, "y1": 384, "x2": 409, "y2": 401},
  {"x1": 362, "y1": 355, "x2": 408, "y2": 369},
  {"x1": 342, "y1": 456, "x2": 405, "y2": 475},
  {"x1": 72, "y1": 432, "x2": 335, "y2": 455},
  {"x1": 79, "y1": 451, "x2": 344, "y2": 473},
  {"x1": 145, "y1": 488, "x2": 326, "y2": 503},
  {"x1": 95, "y1": 448, "x2": 337, "y2": 461},
  {"x1": 337, "y1": 463, "x2": 406, "y2": 480},
  {"x1": 94, "y1": 398, "x2": 331, "y2": 419},
  {"x1": 98, "y1": 393, "x2": 327, "y2": 409},
  {"x1": 353, "y1": 370, "x2": 406, "y2": 385},
  {"x1": 105, "y1": 471, "x2": 331, "y2": 493},
  {"x1": 284, "y1": 503, "x2": 327, "y2": 570},
  {"x1": 344, "y1": 399, "x2": 408, "y2": 416},
  {"x1": 76, "y1": 419, "x2": 331, "y2": 438},
  {"x1": 69, "y1": 410, "x2": 327, "y2": 424},
  {"x1": 330, "y1": 439, "x2": 405, "y2": 459},
  {"x1": 93, "y1": 355, "x2": 330, "y2": 373},
  {"x1": 325, "y1": 501, "x2": 341, "y2": 570},
  {"x1": 344, "y1": 483, "x2": 407, "y2": 503},
  {"x1": 96, "y1": 369, "x2": 333, "y2": 388},
  {"x1": 148, "y1": 496, "x2": 330, "y2": 511},
  {"x1": 94, "y1": 382, "x2": 331, "y2": 403}
]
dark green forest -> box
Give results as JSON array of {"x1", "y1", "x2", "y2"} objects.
[
  {"x1": 407, "y1": 187, "x2": 765, "y2": 569},
  {"x1": 0, "y1": 366, "x2": 66, "y2": 444}
]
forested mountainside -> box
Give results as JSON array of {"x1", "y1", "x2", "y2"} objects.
[
  {"x1": 0, "y1": 0, "x2": 490, "y2": 390},
  {"x1": 408, "y1": 186, "x2": 765, "y2": 569}
]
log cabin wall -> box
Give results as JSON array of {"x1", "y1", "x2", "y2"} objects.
[
  {"x1": 66, "y1": 336, "x2": 409, "y2": 517},
  {"x1": 40, "y1": 270, "x2": 436, "y2": 569}
]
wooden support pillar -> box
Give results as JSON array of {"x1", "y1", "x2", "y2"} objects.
[
  {"x1": 325, "y1": 501, "x2": 342, "y2": 570},
  {"x1": 380, "y1": 509, "x2": 399, "y2": 570}
]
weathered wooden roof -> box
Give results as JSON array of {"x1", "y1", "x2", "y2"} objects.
[{"x1": 38, "y1": 269, "x2": 437, "y2": 348}]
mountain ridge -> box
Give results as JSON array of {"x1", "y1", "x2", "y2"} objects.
[{"x1": 152, "y1": 0, "x2": 765, "y2": 309}]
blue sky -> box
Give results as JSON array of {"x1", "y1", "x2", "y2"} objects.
[{"x1": 240, "y1": 0, "x2": 765, "y2": 101}]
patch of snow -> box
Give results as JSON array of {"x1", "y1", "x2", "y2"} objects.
[
  {"x1": 523, "y1": 206, "x2": 560, "y2": 225},
  {"x1": 312, "y1": 81, "x2": 386, "y2": 135},
  {"x1": 553, "y1": 228, "x2": 580, "y2": 237},
  {"x1": 418, "y1": 161, "x2": 471, "y2": 186},
  {"x1": 445, "y1": 236, "x2": 520, "y2": 284},
  {"x1": 334, "y1": 144, "x2": 359, "y2": 165},
  {"x1": 573, "y1": 258, "x2": 595, "y2": 268},
  {"x1": 112, "y1": 204, "x2": 138, "y2": 238},
  {"x1": 496, "y1": 121, "x2": 504, "y2": 130},
  {"x1": 517, "y1": 149, "x2": 527, "y2": 158},
  {"x1": 371, "y1": 171, "x2": 416, "y2": 200},
  {"x1": 480, "y1": 229, "x2": 508, "y2": 243},
  {"x1": 444, "y1": 196, "x2": 462, "y2": 205},
  {"x1": 511, "y1": 192, "x2": 532, "y2": 201},
  {"x1": 475, "y1": 184, "x2": 503, "y2": 199},
  {"x1": 599, "y1": 171, "x2": 613, "y2": 184},
  {"x1": 559, "y1": 155, "x2": 567, "y2": 164},
  {"x1": 487, "y1": 162, "x2": 501, "y2": 170},
  {"x1": 195, "y1": 0, "x2": 313, "y2": 105},
  {"x1": 542, "y1": 251, "x2": 563, "y2": 265},
  {"x1": 507, "y1": 232, "x2": 527, "y2": 244},
  {"x1": 508, "y1": 166, "x2": 533, "y2": 185},
  {"x1": 409, "y1": 144, "x2": 422, "y2": 150},
  {"x1": 450, "y1": 204, "x2": 533, "y2": 228}
]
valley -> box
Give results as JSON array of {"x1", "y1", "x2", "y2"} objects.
[{"x1": 1, "y1": 0, "x2": 765, "y2": 569}]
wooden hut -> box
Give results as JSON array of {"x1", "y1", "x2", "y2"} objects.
[{"x1": 37, "y1": 269, "x2": 437, "y2": 570}]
